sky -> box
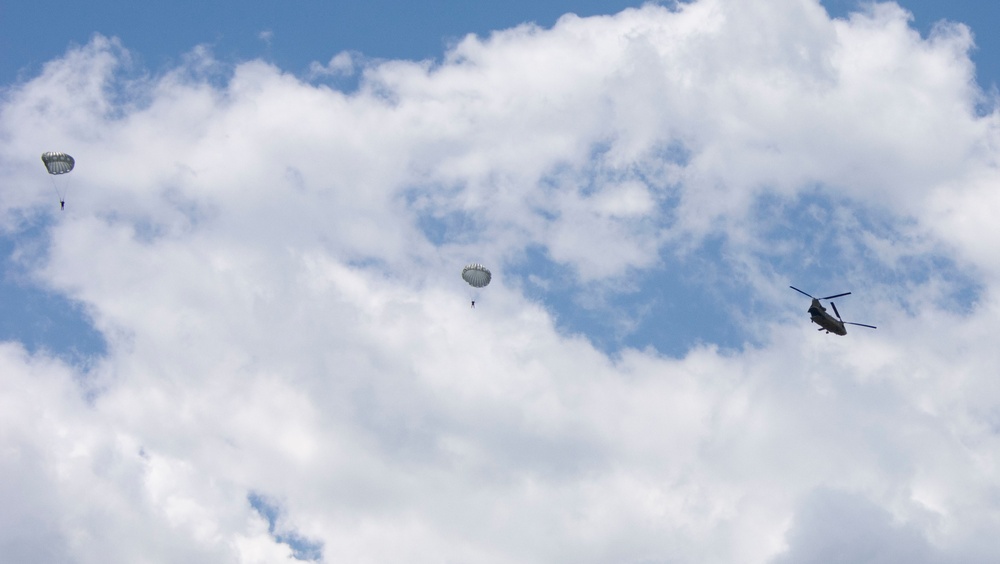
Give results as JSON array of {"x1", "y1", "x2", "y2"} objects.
[{"x1": 2, "y1": 0, "x2": 1000, "y2": 562}]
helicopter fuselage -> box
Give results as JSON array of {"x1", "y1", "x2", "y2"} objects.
[{"x1": 808, "y1": 298, "x2": 847, "y2": 335}]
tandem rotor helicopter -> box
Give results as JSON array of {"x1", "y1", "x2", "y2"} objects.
[{"x1": 790, "y1": 286, "x2": 877, "y2": 336}]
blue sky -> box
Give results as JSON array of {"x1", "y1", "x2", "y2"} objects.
[
  {"x1": 4, "y1": 1, "x2": 1000, "y2": 87},
  {"x1": 1, "y1": 0, "x2": 638, "y2": 83},
  {"x1": 3, "y1": 1, "x2": 1000, "y2": 562}
]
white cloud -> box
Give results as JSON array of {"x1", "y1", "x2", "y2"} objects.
[
  {"x1": 2, "y1": 1, "x2": 1000, "y2": 562},
  {"x1": 308, "y1": 51, "x2": 356, "y2": 79}
]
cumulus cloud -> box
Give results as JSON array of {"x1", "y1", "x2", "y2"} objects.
[
  {"x1": 308, "y1": 51, "x2": 356, "y2": 79},
  {"x1": 2, "y1": 1, "x2": 1000, "y2": 562}
]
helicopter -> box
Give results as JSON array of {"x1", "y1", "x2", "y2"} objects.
[{"x1": 790, "y1": 286, "x2": 877, "y2": 335}]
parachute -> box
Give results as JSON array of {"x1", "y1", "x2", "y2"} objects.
[
  {"x1": 462, "y1": 263, "x2": 492, "y2": 288},
  {"x1": 41, "y1": 152, "x2": 75, "y2": 209},
  {"x1": 42, "y1": 152, "x2": 75, "y2": 175}
]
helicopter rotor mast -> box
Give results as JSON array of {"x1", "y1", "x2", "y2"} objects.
[{"x1": 829, "y1": 299, "x2": 877, "y2": 329}]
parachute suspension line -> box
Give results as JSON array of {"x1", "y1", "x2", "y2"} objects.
[{"x1": 49, "y1": 176, "x2": 64, "y2": 208}]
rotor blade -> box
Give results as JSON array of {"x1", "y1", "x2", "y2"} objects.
[
  {"x1": 845, "y1": 322, "x2": 877, "y2": 329},
  {"x1": 820, "y1": 292, "x2": 851, "y2": 300},
  {"x1": 790, "y1": 286, "x2": 814, "y2": 299},
  {"x1": 830, "y1": 301, "x2": 843, "y2": 321}
]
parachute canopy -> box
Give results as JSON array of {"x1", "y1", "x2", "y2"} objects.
[
  {"x1": 42, "y1": 152, "x2": 75, "y2": 175},
  {"x1": 462, "y1": 263, "x2": 492, "y2": 288}
]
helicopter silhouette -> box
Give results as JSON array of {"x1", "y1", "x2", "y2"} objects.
[{"x1": 790, "y1": 286, "x2": 877, "y2": 335}]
